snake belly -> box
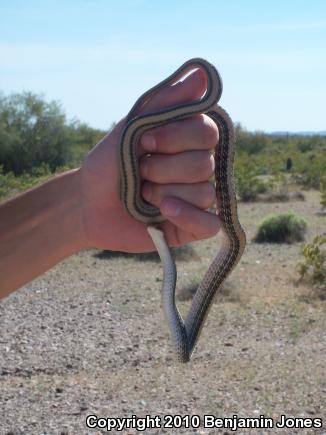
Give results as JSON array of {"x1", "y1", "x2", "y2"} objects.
[{"x1": 119, "y1": 58, "x2": 246, "y2": 362}]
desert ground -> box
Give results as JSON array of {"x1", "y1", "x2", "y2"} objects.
[{"x1": 0, "y1": 190, "x2": 325, "y2": 435}]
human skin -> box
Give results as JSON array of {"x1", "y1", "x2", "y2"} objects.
[{"x1": 0, "y1": 68, "x2": 220, "y2": 299}]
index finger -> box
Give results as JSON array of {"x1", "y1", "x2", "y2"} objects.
[
  {"x1": 136, "y1": 67, "x2": 208, "y2": 115},
  {"x1": 140, "y1": 114, "x2": 218, "y2": 155}
]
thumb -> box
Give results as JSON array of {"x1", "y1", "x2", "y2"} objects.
[{"x1": 160, "y1": 196, "x2": 220, "y2": 242}]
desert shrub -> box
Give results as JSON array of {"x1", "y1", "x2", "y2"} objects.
[
  {"x1": 296, "y1": 138, "x2": 314, "y2": 153},
  {"x1": 320, "y1": 176, "x2": 326, "y2": 209},
  {"x1": 0, "y1": 91, "x2": 105, "y2": 175},
  {"x1": 267, "y1": 173, "x2": 288, "y2": 191},
  {"x1": 234, "y1": 128, "x2": 325, "y2": 191},
  {"x1": 266, "y1": 192, "x2": 290, "y2": 202},
  {"x1": 297, "y1": 235, "x2": 326, "y2": 289},
  {"x1": 236, "y1": 172, "x2": 268, "y2": 201},
  {"x1": 235, "y1": 157, "x2": 269, "y2": 202},
  {"x1": 235, "y1": 124, "x2": 268, "y2": 154},
  {"x1": 0, "y1": 167, "x2": 18, "y2": 197},
  {"x1": 0, "y1": 164, "x2": 69, "y2": 199},
  {"x1": 254, "y1": 212, "x2": 307, "y2": 243},
  {"x1": 291, "y1": 150, "x2": 326, "y2": 189}
]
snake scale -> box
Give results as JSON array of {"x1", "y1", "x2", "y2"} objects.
[{"x1": 119, "y1": 58, "x2": 246, "y2": 362}]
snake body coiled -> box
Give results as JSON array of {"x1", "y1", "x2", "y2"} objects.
[{"x1": 119, "y1": 59, "x2": 246, "y2": 362}]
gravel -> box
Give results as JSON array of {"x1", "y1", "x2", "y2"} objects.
[{"x1": 1, "y1": 191, "x2": 325, "y2": 434}]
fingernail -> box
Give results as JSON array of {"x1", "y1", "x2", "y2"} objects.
[
  {"x1": 161, "y1": 198, "x2": 181, "y2": 217},
  {"x1": 142, "y1": 183, "x2": 152, "y2": 202},
  {"x1": 142, "y1": 133, "x2": 156, "y2": 151}
]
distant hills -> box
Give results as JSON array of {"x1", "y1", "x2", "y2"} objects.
[{"x1": 270, "y1": 131, "x2": 326, "y2": 136}]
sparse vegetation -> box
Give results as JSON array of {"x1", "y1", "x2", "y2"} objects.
[
  {"x1": 235, "y1": 169, "x2": 268, "y2": 202},
  {"x1": 254, "y1": 212, "x2": 307, "y2": 244},
  {"x1": 0, "y1": 91, "x2": 104, "y2": 177},
  {"x1": 297, "y1": 235, "x2": 326, "y2": 290},
  {"x1": 320, "y1": 175, "x2": 326, "y2": 209},
  {"x1": 1, "y1": 94, "x2": 325, "y2": 202},
  {"x1": 0, "y1": 91, "x2": 325, "y2": 290},
  {"x1": 0, "y1": 164, "x2": 63, "y2": 199},
  {"x1": 234, "y1": 124, "x2": 326, "y2": 192}
]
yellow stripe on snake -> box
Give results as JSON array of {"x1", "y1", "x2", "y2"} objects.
[{"x1": 119, "y1": 58, "x2": 246, "y2": 362}]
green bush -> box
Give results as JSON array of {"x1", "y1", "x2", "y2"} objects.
[
  {"x1": 254, "y1": 212, "x2": 307, "y2": 243},
  {"x1": 297, "y1": 235, "x2": 326, "y2": 289},
  {"x1": 320, "y1": 176, "x2": 326, "y2": 209},
  {"x1": 235, "y1": 172, "x2": 268, "y2": 201},
  {"x1": 235, "y1": 157, "x2": 269, "y2": 202},
  {"x1": 234, "y1": 125, "x2": 326, "y2": 191},
  {"x1": 0, "y1": 164, "x2": 70, "y2": 199},
  {"x1": 235, "y1": 124, "x2": 268, "y2": 154},
  {"x1": 0, "y1": 91, "x2": 104, "y2": 175},
  {"x1": 0, "y1": 167, "x2": 17, "y2": 197}
]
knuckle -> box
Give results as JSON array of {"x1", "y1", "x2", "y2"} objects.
[
  {"x1": 201, "y1": 114, "x2": 219, "y2": 148},
  {"x1": 204, "y1": 215, "x2": 220, "y2": 238},
  {"x1": 200, "y1": 183, "x2": 216, "y2": 208},
  {"x1": 140, "y1": 160, "x2": 147, "y2": 178},
  {"x1": 198, "y1": 152, "x2": 215, "y2": 179},
  {"x1": 151, "y1": 125, "x2": 164, "y2": 148},
  {"x1": 149, "y1": 183, "x2": 162, "y2": 205},
  {"x1": 140, "y1": 155, "x2": 154, "y2": 180}
]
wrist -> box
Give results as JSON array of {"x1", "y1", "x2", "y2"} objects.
[
  {"x1": 0, "y1": 168, "x2": 88, "y2": 297},
  {"x1": 57, "y1": 168, "x2": 89, "y2": 253}
]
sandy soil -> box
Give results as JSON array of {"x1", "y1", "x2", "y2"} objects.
[{"x1": 0, "y1": 190, "x2": 325, "y2": 435}]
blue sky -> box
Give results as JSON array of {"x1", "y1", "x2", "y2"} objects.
[{"x1": 1, "y1": 0, "x2": 325, "y2": 132}]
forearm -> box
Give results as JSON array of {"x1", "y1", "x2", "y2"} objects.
[{"x1": 0, "y1": 169, "x2": 86, "y2": 299}]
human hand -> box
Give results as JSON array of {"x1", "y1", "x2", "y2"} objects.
[{"x1": 80, "y1": 67, "x2": 220, "y2": 252}]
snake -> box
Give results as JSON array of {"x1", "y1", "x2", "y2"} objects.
[{"x1": 119, "y1": 58, "x2": 246, "y2": 363}]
